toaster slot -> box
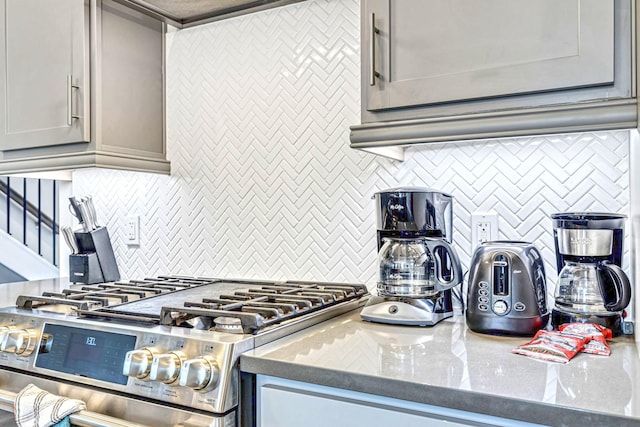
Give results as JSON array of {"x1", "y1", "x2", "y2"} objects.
[{"x1": 493, "y1": 254, "x2": 509, "y2": 296}]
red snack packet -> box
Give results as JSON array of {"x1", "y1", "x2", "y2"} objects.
[
  {"x1": 581, "y1": 336, "x2": 610, "y2": 356},
  {"x1": 558, "y1": 323, "x2": 612, "y2": 340},
  {"x1": 558, "y1": 323, "x2": 612, "y2": 356},
  {"x1": 512, "y1": 330, "x2": 588, "y2": 363}
]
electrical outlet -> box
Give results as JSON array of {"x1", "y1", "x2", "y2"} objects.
[
  {"x1": 126, "y1": 215, "x2": 140, "y2": 246},
  {"x1": 471, "y1": 212, "x2": 499, "y2": 249}
]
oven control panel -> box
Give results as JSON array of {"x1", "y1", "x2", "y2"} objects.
[
  {"x1": 0, "y1": 312, "x2": 250, "y2": 414},
  {"x1": 36, "y1": 323, "x2": 137, "y2": 385}
]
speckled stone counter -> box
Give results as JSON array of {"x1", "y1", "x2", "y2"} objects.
[
  {"x1": 240, "y1": 310, "x2": 640, "y2": 427},
  {"x1": 0, "y1": 278, "x2": 73, "y2": 306}
]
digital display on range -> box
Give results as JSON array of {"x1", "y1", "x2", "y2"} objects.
[
  {"x1": 35, "y1": 324, "x2": 137, "y2": 385},
  {"x1": 65, "y1": 334, "x2": 104, "y2": 366}
]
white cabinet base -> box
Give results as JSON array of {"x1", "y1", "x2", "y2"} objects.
[{"x1": 257, "y1": 375, "x2": 546, "y2": 427}]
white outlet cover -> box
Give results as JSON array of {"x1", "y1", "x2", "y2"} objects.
[
  {"x1": 471, "y1": 212, "x2": 499, "y2": 250},
  {"x1": 126, "y1": 215, "x2": 140, "y2": 246}
]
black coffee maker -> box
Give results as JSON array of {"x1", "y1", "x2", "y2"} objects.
[
  {"x1": 551, "y1": 213, "x2": 632, "y2": 335},
  {"x1": 360, "y1": 187, "x2": 462, "y2": 326}
]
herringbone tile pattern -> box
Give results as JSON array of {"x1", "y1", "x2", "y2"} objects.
[{"x1": 72, "y1": 0, "x2": 630, "y2": 294}]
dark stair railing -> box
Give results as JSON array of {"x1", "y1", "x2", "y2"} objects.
[{"x1": 0, "y1": 177, "x2": 59, "y2": 267}]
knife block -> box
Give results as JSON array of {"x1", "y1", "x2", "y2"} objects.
[
  {"x1": 69, "y1": 253, "x2": 105, "y2": 285},
  {"x1": 70, "y1": 227, "x2": 121, "y2": 284}
]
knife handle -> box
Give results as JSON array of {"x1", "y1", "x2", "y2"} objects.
[
  {"x1": 69, "y1": 196, "x2": 85, "y2": 224},
  {"x1": 84, "y1": 196, "x2": 99, "y2": 227},
  {"x1": 79, "y1": 203, "x2": 93, "y2": 231}
]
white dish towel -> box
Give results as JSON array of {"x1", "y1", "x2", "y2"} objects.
[{"x1": 14, "y1": 384, "x2": 86, "y2": 427}]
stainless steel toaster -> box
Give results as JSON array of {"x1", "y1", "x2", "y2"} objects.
[{"x1": 466, "y1": 241, "x2": 549, "y2": 335}]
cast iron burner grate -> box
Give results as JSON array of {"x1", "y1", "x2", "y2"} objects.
[
  {"x1": 15, "y1": 276, "x2": 219, "y2": 312},
  {"x1": 15, "y1": 276, "x2": 369, "y2": 334},
  {"x1": 159, "y1": 281, "x2": 369, "y2": 334},
  {"x1": 16, "y1": 276, "x2": 218, "y2": 313}
]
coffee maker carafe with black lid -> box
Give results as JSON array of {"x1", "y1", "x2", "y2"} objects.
[{"x1": 551, "y1": 213, "x2": 632, "y2": 335}]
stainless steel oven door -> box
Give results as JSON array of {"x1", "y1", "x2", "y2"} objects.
[{"x1": 0, "y1": 370, "x2": 236, "y2": 427}]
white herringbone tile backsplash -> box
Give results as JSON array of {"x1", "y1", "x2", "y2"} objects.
[{"x1": 73, "y1": 0, "x2": 631, "y2": 293}]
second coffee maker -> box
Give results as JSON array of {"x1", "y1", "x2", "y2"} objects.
[
  {"x1": 551, "y1": 213, "x2": 632, "y2": 335},
  {"x1": 360, "y1": 187, "x2": 463, "y2": 326}
]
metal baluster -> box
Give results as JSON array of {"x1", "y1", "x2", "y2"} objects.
[
  {"x1": 6, "y1": 177, "x2": 10, "y2": 236},
  {"x1": 37, "y1": 180, "x2": 42, "y2": 256},
  {"x1": 53, "y1": 181, "x2": 57, "y2": 267},
  {"x1": 22, "y1": 179, "x2": 27, "y2": 245}
]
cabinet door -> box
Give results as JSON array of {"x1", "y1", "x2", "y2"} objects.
[
  {"x1": 258, "y1": 381, "x2": 545, "y2": 427},
  {"x1": 0, "y1": 0, "x2": 89, "y2": 150},
  {"x1": 366, "y1": 0, "x2": 614, "y2": 111}
]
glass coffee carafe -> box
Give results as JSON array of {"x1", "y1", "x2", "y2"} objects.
[
  {"x1": 377, "y1": 236, "x2": 462, "y2": 298},
  {"x1": 554, "y1": 261, "x2": 630, "y2": 315}
]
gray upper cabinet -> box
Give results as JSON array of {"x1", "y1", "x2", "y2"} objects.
[
  {"x1": 0, "y1": 0, "x2": 170, "y2": 175},
  {"x1": 0, "y1": 0, "x2": 88, "y2": 150},
  {"x1": 351, "y1": 0, "x2": 635, "y2": 159}
]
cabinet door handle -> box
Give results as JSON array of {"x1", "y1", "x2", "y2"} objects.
[
  {"x1": 67, "y1": 74, "x2": 80, "y2": 126},
  {"x1": 369, "y1": 13, "x2": 381, "y2": 86}
]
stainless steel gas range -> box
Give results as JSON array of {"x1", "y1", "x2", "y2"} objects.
[{"x1": 0, "y1": 276, "x2": 368, "y2": 426}]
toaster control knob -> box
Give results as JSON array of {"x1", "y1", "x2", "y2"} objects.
[
  {"x1": 179, "y1": 356, "x2": 219, "y2": 391},
  {"x1": 493, "y1": 300, "x2": 508, "y2": 315},
  {"x1": 1, "y1": 328, "x2": 37, "y2": 356},
  {"x1": 150, "y1": 351, "x2": 185, "y2": 384},
  {"x1": 123, "y1": 347, "x2": 158, "y2": 379}
]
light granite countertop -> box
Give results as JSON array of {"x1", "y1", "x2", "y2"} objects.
[
  {"x1": 240, "y1": 310, "x2": 640, "y2": 427},
  {"x1": 0, "y1": 277, "x2": 74, "y2": 306}
]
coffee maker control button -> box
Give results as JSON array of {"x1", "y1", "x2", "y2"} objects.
[{"x1": 493, "y1": 300, "x2": 508, "y2": 315}]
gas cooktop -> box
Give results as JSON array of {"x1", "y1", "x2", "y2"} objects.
[{"x1": 15, "y1": 275, "x2": 369, "y2": 335}]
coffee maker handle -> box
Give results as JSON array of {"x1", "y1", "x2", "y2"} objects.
[
  {"x1": 423, "y1": 239, "x2": 463, "y2": 291},
  {"x1": 596, "y1": 262, "x2": 632, "y2": 312}
]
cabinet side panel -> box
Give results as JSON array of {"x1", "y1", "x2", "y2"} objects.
[{"x1": 99, "y1": 0, "x2": 164, "y2": 157}]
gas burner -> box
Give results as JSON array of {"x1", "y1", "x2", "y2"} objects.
[{"x1": 214, "y1": 317, "x2": 244, "y2": 334}]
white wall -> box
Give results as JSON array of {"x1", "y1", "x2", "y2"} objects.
[{"x1": 72, "y1": 0, "x2": 631, "y2": 295}]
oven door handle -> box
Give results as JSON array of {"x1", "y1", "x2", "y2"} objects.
[{"x1": 0, "y1": 389, "x2": 151, "y2": 427}]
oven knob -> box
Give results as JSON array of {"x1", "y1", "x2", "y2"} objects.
[
  {"x1": 1, "y1": 328, "x2": 37, "y2": 356},
  {"x1": 150, "y1": 351, "x2": 185, "y2": 384},
  {"x1": 179, "y1": 356, "x2": 219, "y2": 391},
  {"x1": 123, "y1": 347, "x2": 158, "y2": 379},
  {"x1": 0, "y1": 326, "x2": 16, "y2": 347}
]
